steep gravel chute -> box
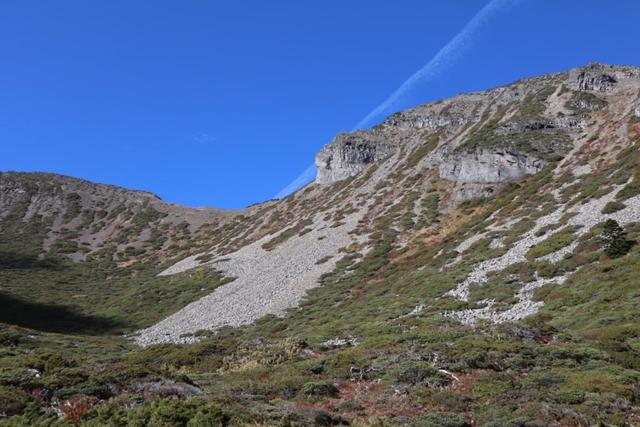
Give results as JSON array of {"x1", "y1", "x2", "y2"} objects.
[{"x1": 135, "y1": 210, "x2": 367, "y2": 345}]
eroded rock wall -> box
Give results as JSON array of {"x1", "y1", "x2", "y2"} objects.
[
  {"x1": 437, "y1": 149, "x2": 545, "y2": 184},
  {"x1": 315, "y1": 132, "x2": 395, "y2": 184}
]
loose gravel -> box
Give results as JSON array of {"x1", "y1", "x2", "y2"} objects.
[
  {"x1": 138, "y1": 177, "x2": 640, "y2": 341},
  {"x1": 443, "y1": 183, "x2": 640, "y2": 324},
  {"x1": 134, "y1": 209, "x2": 367, "y2": 346},
  {"x1": 447, "y1": 275, "x2": 568, "y2": 325}
]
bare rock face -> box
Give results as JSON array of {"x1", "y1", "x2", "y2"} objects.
[
  {"x1": 313, "y1": 63, "x2": 638, "y2": 209},
  {"x1": 554, "y1": 115, "x2": 588, "y2": 131},
  {"x1": 379, "y1": 95, "x2": 482, "y2": 132},
  {"x1": 495, "y1": 121, "x2": 556, "y2": 135},
  {"x1": 437, "y1": 148, "x2": 545, "y2": 184},
  {"x1": 568, "y1": 64, "x2": 618, "y2": 92},
  {"x1": 382, "y1": 109, "x2": 469, "y2": 131},
  {"x1": 315, "y1": 132, "x2": 395, "y2": 184}
]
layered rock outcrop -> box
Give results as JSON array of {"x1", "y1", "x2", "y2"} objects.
[
  {"x1": 382, "y1": 108, "x2": 473, "y2": 131},
  {"x1": 315, "y1": 132, "x2": 395, "y2": 184},
  {"x1": 569, "y1": 67, "x2": 618, "y2": 92},
  {"x1": 313, "y1": 63, "x2": 639, "y2": 209},
  {"x1": 138, "y1": 63, "x2": 640, "y2": 346},
  {"x1": 437, "y1": 149, "x2": 544, "y2": 184},
  {"x1": 567, "y1": 63, "x2": 640, "y2": 93}
]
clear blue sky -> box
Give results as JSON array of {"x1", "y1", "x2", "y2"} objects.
[{"x1": 1, "y1": 1, "x2": 639, "y2": 208}]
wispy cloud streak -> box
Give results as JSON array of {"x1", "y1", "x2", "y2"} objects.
[
  {"x1": 275, "y1": 0, "x2": 522, "y2": 199},
  {"x1": 353, "y1": 0, "x2": 522, "y2": 130},
  {"x1": 193, "y1": 132, "x2": 216, "y2": 143},
  {"x1": 274, "y1": 163, "x2": 316, "y2": 199}
]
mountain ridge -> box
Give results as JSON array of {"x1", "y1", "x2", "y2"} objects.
[
  {"x1": 129, "y1": 62, "x2": 640, "y2": 344},
  {"x1": 2, "y1": 63, "x2": 640, "y2": 425}
]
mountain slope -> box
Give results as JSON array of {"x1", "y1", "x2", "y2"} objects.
[
  {"x1": 137, "y1": 63, "x2": 640, "y2": 345},
  {"x1": 0, "y1": 171, "x2": 243, "y2": 264},
  {"x1": 0, "y1": 172, "x2": 248, "y2": 337},
  {"x1": 2, "y1": 63, "x2": 640, "y2": 425}
]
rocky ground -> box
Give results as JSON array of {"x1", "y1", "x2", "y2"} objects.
[
  {"x1": 445, "y1": 184, "x2": 640, "y2": 324},
  {"x1": 135, "y1": 63, "x2": 640, "y2": 344},
  {"x1": 135, "y1": 207, "x2": 369, "y2": 345},
  {"x1": 3, "y1": 63, "x2": 640, "y2": 426}
]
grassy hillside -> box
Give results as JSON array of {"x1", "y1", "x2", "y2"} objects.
[
  {"x1": 3, "y1": 157, "x2": 640, "y2": 426},
  {"x1": 2, "y1": 65, "x2": 640, "y2": 425}
]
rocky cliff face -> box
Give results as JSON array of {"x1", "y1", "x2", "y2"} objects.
[
  {"x1": 139, "y1": 63, "x2": 640, "y2": 344},
  {"x1": 436, "y1": 148, "x2": 545, "y2": 184},
  {"x1": 314, "y1": 63, "x2": 640, "y2": 206},
  {"x1": 5, "y1": 64, "x2": 640, "y2": 426},
  {"x1": 568, "y1": 66, "x2": 618, "y2": 92},
  {"x1": 315, "y1": 132, "x2": 396, "y2": 184}
]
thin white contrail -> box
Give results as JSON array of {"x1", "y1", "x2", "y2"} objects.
[
  {"x1": 353, "y1": 0, "x2": 522, "y2": 130},
  {"x1": 274, "y1": 163, "x2": 316, "y2": 199},
  {"x1": 275, "y1": 0, "x2": 523, "y2": 199}
]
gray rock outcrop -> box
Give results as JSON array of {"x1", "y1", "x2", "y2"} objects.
[
  {"x1": 315, "y1": 132, "x2": 395, "y2": 184},
  {"x1": 312, "y1": 63, "x2": 638, "y2": 207},
  {"x1": 135, "y1": 63, "x2": 640, "y2": 345},
  {"x1": 382, "y1": 109, "x2": 470, "y2": 131},
  {"x1": 554, "y1": 115, "x2": 588, "y2": 130},
  {"x1": 495, "y1": 120, "x2": 556, "y2": 135},
  {"x1": 569, "y1": 64, "x2": 618, "y2": 92},
  {"x1": 437, "y1": 148, "x2": 544, "y2": 184}
]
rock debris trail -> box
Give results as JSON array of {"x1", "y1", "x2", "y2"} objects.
[
  {"x1": 443, "y1": 184, "x2": 640, "y2": 324},
  {"x1": 441, "y1": 216, "x2": 520, "y2": 270},
  {"x1": 135, "y1": 209, "x2": 367, "y2": 346},
  {"x1": 447, "y1": 275, "x2": 568, "y2": 325}
]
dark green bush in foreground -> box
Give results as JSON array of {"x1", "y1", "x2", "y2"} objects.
[{"x1": 601, "y1": 219, "x2": 634, "y2": 258}]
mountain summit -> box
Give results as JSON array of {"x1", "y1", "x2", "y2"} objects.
[{"x1": 2, "y1": 63, "x2": 640, "y2": 425}]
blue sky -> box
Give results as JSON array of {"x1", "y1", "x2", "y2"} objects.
[{"x1": 1, "y1": 1, "x2": 639, "y2": 208}]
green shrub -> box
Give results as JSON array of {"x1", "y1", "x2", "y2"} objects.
[
  {"x1": 87, "y1": 397, "x2": 228, "y2": 427},
  {"x1": 0, "y1": 385, "x2": 32, "y2": 416},
  {"x1": 397, "y1": 366, "x2": 451, "y2": 388},
  {"x1": 398, "y1": 413, "x2": 471, "y2": 427},
  {"x1": 0, "y1": 368, "x2": 41, "y2": 388},
  {"x1": 335, "y1": 400, "x2": 364, "y2": 413},
  {"x1": 602, "y1": 201, "x2": 626, "y2": 214},
  {"x1": 420, "y1": 193, "x2": 441, "y2": 225},
  {"x1": 262, "y1": 219, "x2": 312, "y2": 251},
  {"x1": 301, "y1": 381, "x2": 338, "y2": 398},
  {"x1": 548, "y1": 389, "x2": 586, "y2": 404},
  {"x1": 473, "y1": 371, "x2": 514, "y2": 398},
  {"x1": 527, "y1": 226, "x2": 579, "y2": 259},
  {"x1": 615, "y1": 178, "x2": 640, "y2": 200},
  {"x1": 26, "y1": 350, "x2": 76, "y2": 372},
  {"x1": 468, "y1": 278, "x2": 519, "y2": 305},
  {"x1": 536, "y1": 261, "x2": 560, "y2": 278},
  {"x1": 601, "y1": 219, "x2": 634, "y2": 258},
  {"x1": 523, "y1": 368, "x2": 565, "y2": 389},
  {"x1": 195, "y1": 253, "x2": 214, "y2": 263},
  {"x1": 63, "y1": 192, "x2": 83, "y2": 223},
  {"x1": 53, "y1": 383, "x2": 112, "y2": 400}
]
